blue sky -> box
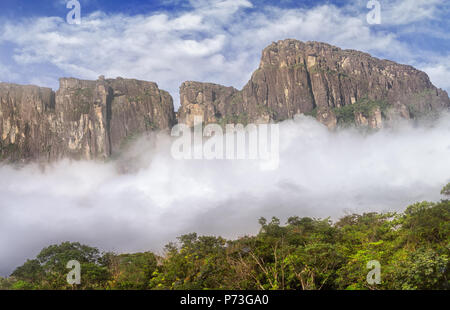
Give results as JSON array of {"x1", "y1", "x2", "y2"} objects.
[{"x1": 0, "y1": 0, "x2": 448, "y2": 107}]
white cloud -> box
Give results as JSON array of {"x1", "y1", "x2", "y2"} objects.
[{"x1": 1, "y1": 114, "x2": 450, "y2": 276}]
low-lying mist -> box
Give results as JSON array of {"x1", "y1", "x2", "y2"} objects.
[{"x1": 1, "y1": 114, "x2": 450, "y2": 276}]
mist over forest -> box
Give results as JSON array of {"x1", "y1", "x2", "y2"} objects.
[{"x1": 1, "y1": 114, "x2": 449, "y2": 277}]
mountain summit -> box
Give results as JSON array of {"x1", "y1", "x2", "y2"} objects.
[{"x1": 178, "y1": 39, "x2": 449, "y2": 129}]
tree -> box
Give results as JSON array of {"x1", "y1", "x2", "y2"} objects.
[
  {"x1": 401, "y1": 201, "x2": 449, "y2": 244},
  {"x1": 11, "y1": 242, "x2": 110, "y2": 289},
  {"x1": 149, "y1": 234, "x2": 229, "y2": 290},
  {"x1": 0, "y1": 277, "x2": 16, "y2": 290},
  {"x1": 107, "y1": 252, "x2": 157, "y2": 290},
  {"x1": 10, "y1": 259, "x2": 44, "y2": 286},
  {"x1": 393, "y1": 248, "x2": 449, "y2": 290}
]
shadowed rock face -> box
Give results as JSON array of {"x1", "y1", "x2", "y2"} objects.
[
  {"x1": 177, "y1": 81, "x2": 240, "y2": 127},
  {"x1": 178, "y1": 39, "x2": 450, "y2": 129},
  {"x1": 0, "y1": 77, "x2": 175, "y2": 162}
]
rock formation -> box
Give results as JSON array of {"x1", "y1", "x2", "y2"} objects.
[
  {"x1": 0, "y1": 77, "x2": 175, "y2": 162},
  {"x1": 178, "y1": 39, "x2": 450, "y2": 129},
  {"x1": 1, "y1": 39, "x2": 449, "y2": 162}
]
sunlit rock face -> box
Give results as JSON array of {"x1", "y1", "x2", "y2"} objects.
[
  {"x1": 1, "y1": 39, "x2": 450, "y2": 162},
  {"x1": 179, "y1": 39, "x2": 450, "y2": 128},
  {"x1": 0, "y1": 77, "x2": 175, "y2": 162}
]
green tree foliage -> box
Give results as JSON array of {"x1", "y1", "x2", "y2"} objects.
[
  {"x1": 4, "y1": 186, "x2": 450, "y2": 290},
  {"x1": 0, "y1": 277, "x2": 17, "y2": 290},
  {"x1": 441, "y1": 183, "x2": 450, "y2": 197},
  {"x1": 106, "y1": 252, "x2": 158, "y2": 289},
  {"x1": 149, "y1": 233, "x2": 230, "y2": 289}
]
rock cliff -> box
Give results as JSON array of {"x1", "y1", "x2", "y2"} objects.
[
  {"x1": 0, "y1": 77, "x2": 175, "y2": 162},
  {"x1": 177, "y1": 39, "x2": 450, "y2": 129}
]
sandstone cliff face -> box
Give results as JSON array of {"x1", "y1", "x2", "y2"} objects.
[
  {"x1": 0, "y1": 77, "x2": 175, "y2": 162},
  {"x1": 178, "y1": 39, "x2": 450, "y2": 129},
  {"x1": 177, "y1": 81, "x2": 240, "y2": 127}
]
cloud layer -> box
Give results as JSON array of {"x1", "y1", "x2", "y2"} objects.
[
  {"x1": 0, "y1": 0, "x2": 448, "y2": 106},
  {"x1": 1, "y1": 114, "x2": 450, "y2": 276}
]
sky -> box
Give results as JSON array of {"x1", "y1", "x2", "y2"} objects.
[
  {"x1": 1, "y1": 114, "x2": 450, "y2": 276},
  {"x1": 0, "y1": 0, "x2": 449, "y2": 108}
]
